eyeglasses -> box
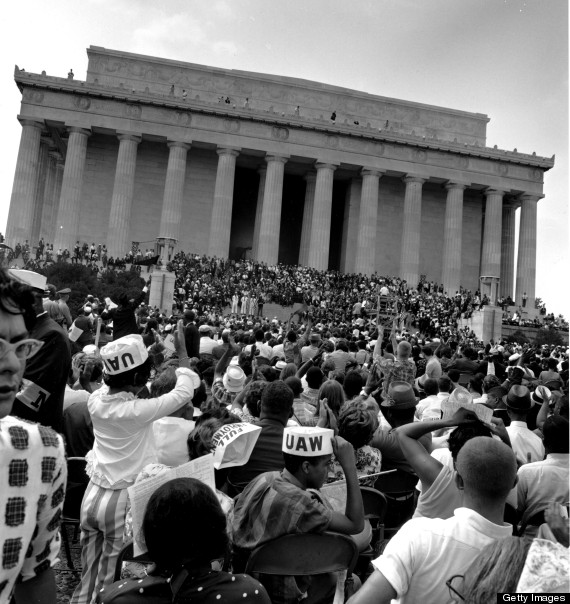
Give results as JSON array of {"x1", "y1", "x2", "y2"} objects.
[
  {"x1": 0, "y1": 338, "x2": 44, "y2": 361},
  {"x1": 446, "y1": 575, "x2": 465, "y2": 602}
]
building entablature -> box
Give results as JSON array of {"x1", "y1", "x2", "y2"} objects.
[{"x1": 15, "y1": 69, "x2": 552, "y2": 196}]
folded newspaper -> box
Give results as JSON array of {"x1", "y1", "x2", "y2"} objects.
[
  {"x1": 211, "y1": 422, "x2": 261, "y2": 469},
  {"x1": 441, "y1": 398, "x2": 493, "y2": 425}
]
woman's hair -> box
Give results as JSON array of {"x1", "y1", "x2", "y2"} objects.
[
  {"x1": 142, "y1": 477, "x2": 228, "y2": 573},
  {"x1": 463, "y1": 537, "x2": 530, "y2": 604},
  {"x1": 149, "y1": 366, "x2": 177, "y2": 397},
  {"x1": 0, "y1": 268, "x2": 36, "y2": 331},
  {"x1": 448, "y1": 421, "x2": 492, "y2": 461},
  {"x1": 468, "y1": 374, "x2": 484, "y2": 396},
  {"x1": 338, "y1": 402, "x2": 379, "y2": 449},
  {"x1": 187, "y1": 413, "x2": 239, "y2": 459},
  {"x1": 284, "y1": 376, "x2": 303, "y2": 398},
  {"x1": 317, "y1": 380, "x2": 345, "y2": 418},
  {"x1": 279, "y1": 363, "x2": 297, "y2": 380},
  {"x1": 102, "y1": 357, "x2": 153, "y2": 389}
]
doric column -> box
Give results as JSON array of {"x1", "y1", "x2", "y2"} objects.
[
  {"x1": 354, "y1": 169, "x2": 382, "y2": 275},
  {"x1": 340, "y1": 178, "x2": 362, "y2": 274},
  {"x1": 106, "y1": 133, "x2": 142, "y2": 258},
  {"x1": 298, "y1": 171, "x2": 316, "y2": 266},
  {"x1": 480, "y1": 188, "x2": 505, "y2": 279},
  {"x1": 256, "y1": 154, "x2": 288, "y2": 265},
  {"x1": 208, "y1": 147, "x2": 240, "y2": 258},
  {"x1": 30, "y1": 138, "x2": 50, "y2": 246},
  {"x1": 500, "y1": 201, "x2": 517, "y2": 299},
  {"x1": 50, "y1": 155, "x2": 65, "y2": 246},
  {"x1": 441, "y1": 182, "x2": 466, "y2": 295},
  {"x1": 158, "y1": 141, "x2": 191, "y2": 245},
  {"x1": 399, "y1": 175, "x2": 426, "y2": 287},
  {"x1": 39, "y1": 150, "x2": 58, "y2": 244},
  {"x1": 251, "y1": 167, "x2": 267, "y2": 259},
  {"x1": 5, "y1": 118, "x2": 44, "y2": 246},
  {"x1": 53, "y1": 127, "x2": 91, "y2": 251},
  {"x1": 307, "y1": 162, "x2": 337, "y2": 270},
  {"x1": 515, "y1": 194, "x2": 541, "y2": 307}
]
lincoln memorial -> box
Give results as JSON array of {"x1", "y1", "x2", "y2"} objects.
[{"x1": 6, "y1": 46, "x2": 553, "y2": 306}]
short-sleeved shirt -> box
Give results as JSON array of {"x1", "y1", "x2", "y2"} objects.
[
  {"x1": 0, "y1": 416, "x2": 67, "y2": 601},
  {"x1": 505, "y1": 421, "x2": 545, "y2": 465},
  {"x1": 378, "y1": 357, "x2": 416, "y2": 398},
  {"x1": 232, "y1": 471, "x2": 333, "y2": 552},
  {"x1": 373, "y1": 508, "x2": 513, "y2": 603},
  {"x1": 371, "y1": 428, "x2": 432, "y2": 475}
]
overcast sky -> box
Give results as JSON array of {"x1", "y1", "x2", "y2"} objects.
[{"x1": 1, "y1": 0, "x2": 567, "y2": 315}]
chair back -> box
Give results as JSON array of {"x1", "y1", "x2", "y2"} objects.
[
  {"x1": 113, "y1": 541, "x2": 154, "y2": 581},
  {"x1": 245, "y1": 532, "x2": 358, "y2": 576},
  {"x1": 374, "y1": 470, "x2": 417, "y2": 531},
  {"x1": 374, "y1": 469, "x2": 417, "y2": 494},
  {"x1": 360, "y1": 487, "x2": 388, "y2": 523}
]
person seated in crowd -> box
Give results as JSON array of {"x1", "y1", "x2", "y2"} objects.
[
  {"x1": 397, "y1": 399, "x2": 513, "y2": 520},
  {"x1": 327, "y1": 401, "x2": 381, "y2": 487},
  {"x1": 198, "y1": 324, "x2": 218, "y2": 356},
  {"x1": 414, "y1": 378, "x2": 441, "y2": 421},
  {"x1": 378, "y1": 329, "x2": 416, "y2": 400},
  {"x1": 538, "y1": 357, "x2": 564, "y2": 390},
  {"x1": 328, "y1": 338, "x2": 351, "y2": 373},
  {"x1": 467, "y1": 373, "x2": 485, "y2": 403},
  {"x1": 224, "y1": 381, "x2": 294, "y2": 496},
  {"x1": 343, "y1": 369, "x2": 364, "y2": 404},
  {"x1": 517, "y1": 415, "x2": 569, "y2": 534},
  {"x1": 0, "y1": 268, "x2": 67, "y2": 603},
  {"x1": 415, "y1": 345, "x2": 442, "y2": 389},
  {"x1": 371, "y1": 382, "x2": 432, "y2": 476},
  {"x1": 504, "y1": 385, "x2": 545, "y2": 465},
  {"x1": 244, "y1": 328, "x2": 273, "y2": 361},
  {"x1": 232, "y1": 426, "x2": 364, "y2": 603},
  {"x1": 70, "y1": 325, "x2": 200, "y2": 603},
  {"x1": 348, "y1": 437, "x2": 517, "y2": 604},
  {"x1": 100, "y1": 478, "x2": 271, "y2": 603},
  {"x1": 301, "y1": 332, "x2": 321, "y2": 362}
]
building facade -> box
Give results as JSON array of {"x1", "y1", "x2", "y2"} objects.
[{"x1": 6, "y1": 46, "x2": 553, "y2": 305}]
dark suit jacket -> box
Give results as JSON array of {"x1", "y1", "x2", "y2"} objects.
[{"x1": 184, "y1": 323, "x2": 200, "y2": 359}]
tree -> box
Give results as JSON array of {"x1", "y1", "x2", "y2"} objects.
[
  {"x1": 534, "y1": 327, "x2": 564, "y2": 347},
  {"x1": 505, "y1": 330, "x2": 530, "y2": 345}
]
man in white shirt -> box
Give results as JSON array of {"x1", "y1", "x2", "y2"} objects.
[
  {"x1": 348, "y1": 437, "x2": 517, "y2": 604},
  {"x1": 198, "y1": 324, "x2": 218, "y2": 355},
  {"x1": 504, "y1": 385, "x2": 545, "y2": 465},
  {"x1": 414, "y1": 378, "x2": 441, "y2": 421},
  {"x1": 517, "y1": 415, "x2": 569, "y2": 527}
]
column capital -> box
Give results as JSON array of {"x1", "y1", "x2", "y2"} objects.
[
  {"x1": 519, "y1": 193, "x2": 544, "y2": 203},
  {"x1": 503, "y1": 198, "x2": 520, "y2": 211},
  {"x1": 167, "y1": 140, "x2": 191, "y2": 150},
  {"x1": 484, "y1": 187, "x2": 507, "y2": 197},
  {"x1": 217, "y1": 147, "x2": 240, "y2": 157},
  {"x1": 402, "y1": 175, "x2": 426, "y2": 185},
  {"x1": 67, "y1": 126, "x2": 91, "y2": 137},
  {"x1": 444, "y1": 181, "x2": 468, "y2": 191},
  {"x1": 304, "y1": 171, "x2": 317, "y2": 183},
  {"x1": 314, "y1": 162, "x2": 338, "y2": 171},
  {"x1": 360, "y1": 167, "x2": 384, "y2": 178},
  {"x1": 17, "y1": 117, "x2": 44, "y2": 130},
  {"x1": 117, "y1": 132, "x2": 142, "y2": 144},
  {"x1": 257, "y1": 165, "x2": 267, "y2": 176},
  {"x1": 266, "y1": 154, "x2": 289, "y2": 164}
]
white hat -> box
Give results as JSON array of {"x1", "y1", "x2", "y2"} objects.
[
  {"x1": 282, "y1": 427, "x2": 334, "y2": 457},
  {"x1": 223, "y1": 365, "x2": 246, "y2": 393},
  {"x1": 509, "y1": 353, "x2": 521, "y2": 362},
  {"x1": 275, "y1": 360, "x2": 287, "y2": 370},
  {"x1": 9, "y1": 269, "x2": 47, "y2": 292},
  {"x1": 101, "y1": 334, "x2": 148, "y2": 375},
  {"x1": 82, "y1": 344, "x2": 98, "y2": 355}
]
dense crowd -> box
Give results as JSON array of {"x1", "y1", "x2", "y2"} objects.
[{"x1": 1, "y1": 262, "x2": 568, "y2": 604}]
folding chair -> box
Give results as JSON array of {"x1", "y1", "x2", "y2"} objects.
[
  {"x1": 245, "y1": 532, "x2": 359, "y2": 602},
  {"x1": 355, "y1": 488, "x2": 388, "y2": 577},
  {"x1": 60, "y1": 457, "x2": 89, "y2": 572},
  {"x1": 374, "y1": 470, "x2": 417, "y2": 538},
  {"x1": 113, "y1": 541, "x2": 154, "y2": 581}
]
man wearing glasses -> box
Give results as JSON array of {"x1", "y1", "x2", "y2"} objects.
[
  {"x1": 0, "y1": 267, "x2": 67, "y2": 603},
  {"x1": 9, "y1": 269, "x2": 71, "y2": 433},
  {"x1": 348, "y1": 433, "x2": 516, "y2": 604}
]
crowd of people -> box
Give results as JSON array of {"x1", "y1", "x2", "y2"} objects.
[{"x1": 0, "y1": 260, "x2": 568, "y2": 603}]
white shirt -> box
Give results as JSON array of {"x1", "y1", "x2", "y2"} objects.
[
  {"x1": 506, "y1": 420, "x2": 545, "y2": 465},
  {"x1": 199, "y1": 336, "x2": 218, "y2": 355},
  {"x1": 415, "y1": 394, "x2": 442, "y2": 421},
  {"x1": 244, "y1": 342, "x2": 273, "y2": 359},
  {"x1": 517, "y1": 453, "x2": 569, "y2": 524},
  {"x1": 374, "y1": 508, "x2": 513, "y2": 604},
  {"x1": 87, "y1": 368, "x2": 199, "y2": 488}
]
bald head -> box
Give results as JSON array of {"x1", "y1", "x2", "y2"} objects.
[
  {"x1": 397, "y1": 341, "x2": 412, "y2": 359},
  {"x1": 456, "y1": 437, "x2": 517, "y2": 500}
]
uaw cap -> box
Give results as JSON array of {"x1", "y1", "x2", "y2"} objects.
[
  {"x1": 505, "y1": 384, "x2": 533, "y2": 411},
  {"x1": 100, "y1": 334, "x2": 148, "y2": 375},
  {"x1": 381, "y1": 381, "x2": 418, "y2": 409},
  {"x1": 532, "y1": 385, "x2": 551, "y2": 405},
  {"x1": 283, "y1": 426, "x2": 334, "y2": 457},
  {"x1": 9, "y1": 269, "x2": 47, "y2": 292},
  {"x1": 223, "y1": 364, "x2": 246, "y2": 393}
]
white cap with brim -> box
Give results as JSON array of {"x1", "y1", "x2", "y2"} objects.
[
  {"x1": 9, "y1": 269, "x2": 47, "y2": 292},
  {"x1": 101, "y1": 334, "x2": 148, "y2": 375},
  {"x1": 282, "y1": 427, "x2": 334, "y2": 457}
]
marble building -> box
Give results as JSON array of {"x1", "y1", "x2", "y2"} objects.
[{"x1": 6, "y1": 46, "x2": 554, "y2": 305}]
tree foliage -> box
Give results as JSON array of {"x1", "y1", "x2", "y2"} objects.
[
  {"x1": 534, "y1": 327, "x2": 565, "y2": 347},
  {"x1": 38, "y1": 263, "x2": 145, "y2": 318},
  {"x1": 505, "y1": 330, "x2": 530, "y2": 345}
]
